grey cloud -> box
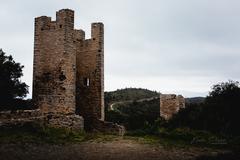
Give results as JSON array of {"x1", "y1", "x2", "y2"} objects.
[{"x1": 1, "y1": 0, "x2": 240, "y2": 97}]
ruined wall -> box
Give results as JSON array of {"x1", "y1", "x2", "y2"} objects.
[
  {"x1": 46, "y1": 114, "x2": 84, "y2": 130},
  {"x1": 33, "y1": 9, "x2": 76, "y2": 114},
  {"x1": 160, "y1": 94, "x2": 185, "y2": 120},
  {"x1": 92, "y1": 120, "x2": 125, "y2": 136},
  {"x1": 75, "y1": 23, "x2": 104, "y2": 129},
  {"x1": 177, "y1": 95, "x2": 185, "y2": 109},
  {"x1": 0, "y1": 109, "x2": 84, "y2": 130},
  {"x1": 0, "y1": 109, "x2": 42, "y2": 126}
]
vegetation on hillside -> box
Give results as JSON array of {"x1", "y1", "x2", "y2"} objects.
[
  {"x1": 185, "y1": 97, "x2": 205, "y2": 104},
  {"x1": 105, "y1": 88, "x2": 160, "y2": 130},
  {"x1": 104, "y1": 88, "x2": 159, "y2": 109},
  {"x1": 167, "y1": 80, "x2": 240, "y2": 136},
  {"x1": 106, "y1": 81, "x2": 240, "y2": 135},
  {"x1": 105, "y1": 88, "x2": 205, "y2": 131},
  {"x1": 106, "y1": 98, "x2": 160, "y2": 130},
  {"x1": 105, "y1": 80, "x2": 240, "y2": 151}
]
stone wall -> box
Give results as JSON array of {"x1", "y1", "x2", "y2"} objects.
[
  {"x1": 45, "y1": 114, "x2": 84, "y2": 130},
  {"x1": 92, "y1": 119, "x2": 125, "y2": 136},
  {"x1": 0, "y1": 109, "x2": 84, "y2": 131},
  {"x1": 160, "y1": 94, "x2": 185, "y2": 120},
  {"x1": 0, "y1": 109, "x2": 42, "y2": 126}
]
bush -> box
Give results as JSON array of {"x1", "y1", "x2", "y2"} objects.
[{"x1": 168, "y1": 80, "x2": 240, "y2": 136}]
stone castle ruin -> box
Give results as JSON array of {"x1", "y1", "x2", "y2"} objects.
[
  {"x1": 33, "y1": 9, "x2": 105, "y2": 130},
  {"x1": 160, "y1": 94, "x2": 185, "y2": 120},
  {"x1": 0, "y1": 9, "x2": 124, "y2": 134},
  {"x1": 0, "y1": 9, "x2": 185, "y2": 133}
]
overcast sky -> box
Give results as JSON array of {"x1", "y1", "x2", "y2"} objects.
[{"x1": 1, "y1": 0, "x2": 240, "y2": 97}]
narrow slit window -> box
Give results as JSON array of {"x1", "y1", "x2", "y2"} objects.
[{"x1": 84, "y1": 78, "x2": 90, "y2": 86}]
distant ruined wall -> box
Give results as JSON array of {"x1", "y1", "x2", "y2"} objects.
[{"x1": 160, "y1": 94, "x2": 185, "y2": 120}]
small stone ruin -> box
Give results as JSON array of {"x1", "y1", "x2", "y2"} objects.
[{"x1": 160, "y1": 94, "x2": 185, "y2": 120}]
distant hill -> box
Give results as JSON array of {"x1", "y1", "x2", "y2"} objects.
[
  {"x1": 105, "y1": 97, "x2": 160, "y2": 130},
  {"x1": 104, "y1": 88, "x2": 159, "y2": 109},
  {"x1": 185, "y1": 97, "x2": 205, "y2": 104},
  {"x1": 104, "y1": 88, "x2": 205, "y2": 130}
]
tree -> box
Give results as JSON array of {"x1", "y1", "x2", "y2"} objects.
[
  {"x1": 205, "y1": 80, "x2": 240, "y2": 135},
  {"x1": 0, "y1": 49, "x2": 28, "y2": 108},
  {"x1": 168, "y1": 80, "x2": 240, "y2": 136},
  {"x1": 206, "y1": 80, "x2": 240, "y2": 105}
]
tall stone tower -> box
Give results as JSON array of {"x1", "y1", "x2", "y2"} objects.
[
  {"x1": 32, "y1": 9, "x2": 104, "y2": 130},
  {"x1": 75, "y1": 23, "x2": 105, "y2": 129}
]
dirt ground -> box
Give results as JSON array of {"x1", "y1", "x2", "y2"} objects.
[{"x1": 0, "y1": 139, "x2": 232, "y2": 160}]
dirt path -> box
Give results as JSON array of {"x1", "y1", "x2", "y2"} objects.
[
  {"x1": 0, "y1": 139, "x2": 228, "y2": 160},
  {"x1": 110, "y1": 96, "x2": 159, "y2": 110}
]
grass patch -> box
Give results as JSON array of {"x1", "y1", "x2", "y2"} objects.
[
  {"x1": 0, "y1": 122, "x2": 86, "y2": 144},
  {"x1": 125, "y1": 127, "x2": 240, "y2": 150},
  {"x1": 124, "y1": 134, "x2": 190, "y2": 148},
  {"x1": 1, "y1": 123, "x2": 239, "y2": 151},
  {"x1": 0, "y1": 122, "x2": 122, "y2": 144},
  {"x1": 83, "y1": 133, "x2": 120, "y2": 143}
]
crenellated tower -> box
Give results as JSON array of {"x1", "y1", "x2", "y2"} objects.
[
  {"x1": 33, "y1": 9, "x2": 76, "y2": 115},
  {"x1": 32, "y1": 9, "x2": 105, "y2": 130}
]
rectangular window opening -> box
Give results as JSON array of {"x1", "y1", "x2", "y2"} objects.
[{"x1": 84, "y1": 78, "x2": 90, "y2": 87}]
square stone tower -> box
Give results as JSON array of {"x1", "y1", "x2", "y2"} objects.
[
  {"x1": 160, "y1": 94, "x2": 185, "y2": 120},
  {"x1": 32, "y1": 9, "x2": 104, "y2": 130}
]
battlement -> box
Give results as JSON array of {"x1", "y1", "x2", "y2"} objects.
[
  {"x1": 35, "y1": 9, "x2": 74, "y2": 32},
  {"x1": 56, "y1": 9, "x2": 74, "y2": 29},
  {"x1": 57, "y1": 8, "x2": 74, "y2": 15},
  {"x1": 91, "y1": 23, "x2": 104, "y2": 40},
  {"x1": 34, "y1": 9, "x2": 104, "y2": 40},
  {"x1": 91, "y1": 22, "x2": 104, "y2": 29},
  {"x1": 34, "y1": 16, "x2": 52, "y2": 31},
  {"x1": 74, "y1": 29, "x2": 85, "y2": 41},
  {"x1": 35, "y1": 16, "x2": 51, "y2": 22}
]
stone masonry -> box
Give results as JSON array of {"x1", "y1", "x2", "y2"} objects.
[
  {"x1": 32, "y1": 9, "x2": 124, "y2": 133},
  {"x1": 0, "y1": 110, "x2": 84, "y2": 131},
  {"x1": 160, "y1": 94, "x2": 185, "y2": 120}
]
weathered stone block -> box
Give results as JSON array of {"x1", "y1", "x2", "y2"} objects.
[{"x1": 45, "y1": 114, "x2": 84, "y2": 131}]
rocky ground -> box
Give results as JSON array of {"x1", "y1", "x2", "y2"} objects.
[{"x1": 0, "y1": 138, "x2": 236, "y2": 160}]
